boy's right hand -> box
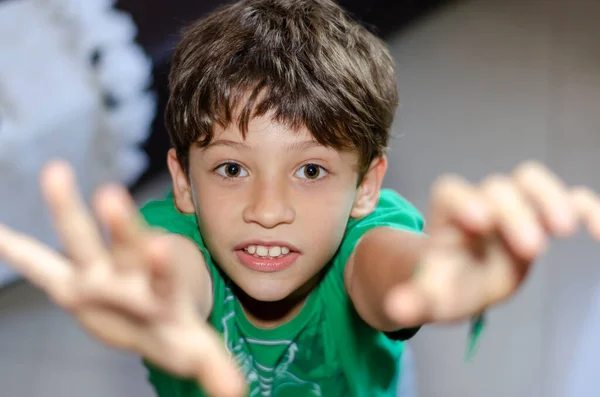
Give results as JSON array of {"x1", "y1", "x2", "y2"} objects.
[{"x1": 0, "y1": 161, "x2": 246, "y2": 397}]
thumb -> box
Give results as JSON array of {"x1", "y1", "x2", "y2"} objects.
[
  {"x1": 191, "y1": 327, "x2": 248, "y2": 397},
  {"x1": 384, "y1": 281, "x2": 433, "y2": 328}
]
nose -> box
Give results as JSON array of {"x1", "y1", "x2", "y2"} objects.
[{"x1": 243, "y1": 178, "x2": 295, "y2": 229}]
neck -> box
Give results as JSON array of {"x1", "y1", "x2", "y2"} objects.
[{"x1": 234, "y1": 274, "x2": 320, "y2": 329}]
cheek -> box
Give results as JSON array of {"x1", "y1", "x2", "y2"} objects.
[
  {"x1": 194, "y1": 201, "x2": 238, "y2": 267},
  {"x1": 192, "y1": 185, "x2": 243, "y2": 245},
  {"x1": 296, "y1": 190, "x2": 355, "y2": 252}
]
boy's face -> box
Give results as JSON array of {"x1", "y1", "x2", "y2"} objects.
[{"x1": 170, "y1": 114, "x2": 385, "y2": 302}]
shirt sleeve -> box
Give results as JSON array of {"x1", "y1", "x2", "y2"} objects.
[
  {"x1": 330, "y1": 189, "x2": 425, "y2": 340},
  {"x1": 334, "y1": 188, "x2": 425, "y2": 284},
  {"x1": 139, "y1": 193, "x2": 205, "y2": 249}
]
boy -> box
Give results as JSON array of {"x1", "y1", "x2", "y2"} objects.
[{"x1": 1, "y1": 0, "x2": 599, "y2": 396}]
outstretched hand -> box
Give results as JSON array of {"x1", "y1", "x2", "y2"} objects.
[
  {"x1": 385, "y1": 162, "x2": 600, "y2": 327},
  {"x1": 0, "y1": 161, "x2": 246, "y2": 397}
]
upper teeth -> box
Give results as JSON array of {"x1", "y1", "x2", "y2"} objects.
[{"x1": 245, "y1": 245, "x2": 290, "y2": 257}]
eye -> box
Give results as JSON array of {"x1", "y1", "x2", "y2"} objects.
[
  {"x1": 215, "y1": 162, "x2": 249, "y2": 178},
  {"x1": 295, "y1": 164, "x2": 328, "y2": 181}
]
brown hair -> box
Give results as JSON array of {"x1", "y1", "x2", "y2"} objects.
[{"x1": 166, "y1": 0, "x2": 398, "y2": 177}]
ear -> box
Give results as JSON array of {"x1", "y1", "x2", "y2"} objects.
[
  {"x1": 350, "y1": 156, "x2": 388, "y2": 219},
  {"x1": 167, "y1": 148, "x2": 196, "y2": 214}
]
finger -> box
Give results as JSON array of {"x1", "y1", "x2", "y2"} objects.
[
  {"x1": 384, "y1": 282, "x2": 433, "y2": 327},
  {"x1": 513, "y1": 162, "x2": 577, "y2": 236},
  {"x1": 41, "y1": 161, "x2": 109, "y2": 266},
  {"x1": 188, "y1": 326, "x2": 247, "y2": 397},
  {"x1": 482, "y1": 235, "x2": 530, "y2": 305},
  {"x1": 428, "y1": 175, "x2": 493, "y2": 234},
  {"x1": 94, "y1": 185, "x2": 147, "y2": 273},
  {"x1": 572, "y1": 187, "x2": 600, "y2": 240},
  {"x1": 144, "y1": 234, "x2": 210, "y2": 316},
  {"x1": 482, "y1": 175, "x2": 546, "y2": 261},
  {"x1": 0, "y1": 225, "x2": 76, "y2": 305},
  {"x1": 142, "y1": 323, "x2": 247, "y2": 397},
  {"x1": 144, "y1": 235, "x2": 176, "y2": 300}
]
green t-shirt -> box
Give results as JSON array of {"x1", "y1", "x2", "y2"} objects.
[{"x1": 139, "y1": 189, "x2": 425, "y2": 397}]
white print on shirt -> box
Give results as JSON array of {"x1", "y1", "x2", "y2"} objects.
[{"x1": 221, "y1": 288, "x2": 322, "y2": 397}]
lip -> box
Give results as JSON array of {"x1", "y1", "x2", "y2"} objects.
[
  {"x1": 233, "y1": 240, "x2": 301, "y2": 253},
  {"x1": 234, "y1": 250, "x2": 300, "y2": 273}
]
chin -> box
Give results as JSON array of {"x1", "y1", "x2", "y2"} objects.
[
  {"x1": 236, "y1": 279, "x2": 299, "y2": 303},
  {"x1": 220, "y1": 255, "x2": 321, "y2": 303}
]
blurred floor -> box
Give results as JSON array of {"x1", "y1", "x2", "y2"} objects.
[{"x1": 1, "y1": 0, "x2": 600, "y2": 396}]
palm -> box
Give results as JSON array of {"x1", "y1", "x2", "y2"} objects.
[
  {"x1": 387, "y1": 163, "x2": 600, "y2": 327},
  {"x1": 0, "y1": 162, "x2": 246, "y2": 397},
  {"x1": 416, "y1": 224, "x2": 527, "y2": 322}
]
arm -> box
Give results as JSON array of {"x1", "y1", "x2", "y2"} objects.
[
  {"x1": 346, "y1": 163, "x2": 600, "y2": 337},
  {"x1": 344, "y1": 227, "x2": 427, "y2": 332}
]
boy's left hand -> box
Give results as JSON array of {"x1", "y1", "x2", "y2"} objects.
[{"x1": 385, "y1": 162, "x2": 600, "y2": 327}]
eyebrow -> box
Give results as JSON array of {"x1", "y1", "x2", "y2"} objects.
[
  {"x1": 203, "y1": 140, "x2": 251, "y2": 151},
  {"x1": 204, "y1": 139, "x2": 324, "y2": 153}
]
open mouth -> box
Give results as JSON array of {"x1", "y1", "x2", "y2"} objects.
[
  {"x1": 234, "y1": 242, "x2": 300, "y2": 272},
  {"x1": 242, "y1": 244, "x2": 292, "y2": 259}
]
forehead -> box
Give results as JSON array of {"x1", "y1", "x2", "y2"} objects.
[{"x1": 212, "y1": 114, "x2": 317, "y2": 145}]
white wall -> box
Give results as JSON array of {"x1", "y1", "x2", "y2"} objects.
[{"x1": 384, "y1": 0, "x2": 600, "y2": 396}]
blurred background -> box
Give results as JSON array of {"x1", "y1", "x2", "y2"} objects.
[{"x1": 1, "y1": 0, "x2": 599, "y2": 396}]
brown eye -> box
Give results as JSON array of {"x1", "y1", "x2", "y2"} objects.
[
  {"x1": 304, "y1": 164, "x2": 320, "y2": 179},
  {"x1": 216, "y1": 162, "x2": 248, "y2": 178},
  {"x1": 225, "y1": 163, "x2": 240, "y2": 177},
  {"x1": 296, "y1": 164, "x2": 328, "y2": 180}
]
